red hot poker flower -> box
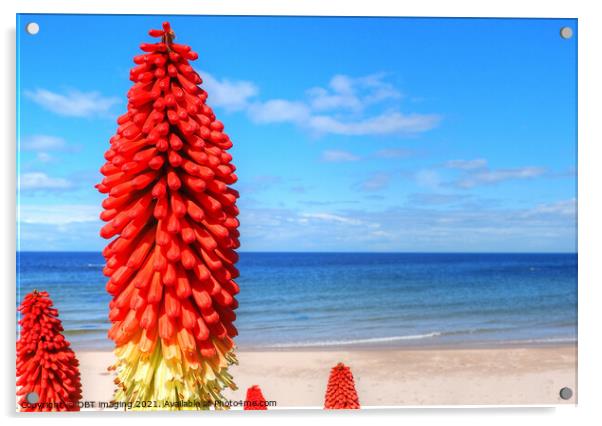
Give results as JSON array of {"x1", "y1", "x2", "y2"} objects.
[
  {"x1": 16, "y1": 290, "x2": 82, "y2": 412},
  {"x1": 244, "y1": 385, "x2": 268, "y2": 410},
  {"x1": 324, "y1": 362, "x2": 360, "y2": 409},
  {"x1": 96, "y1": 21, "x2": 240, "y2": 408}
]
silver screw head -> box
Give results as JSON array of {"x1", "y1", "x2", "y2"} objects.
[
  {"x1": 25, "y1": 392, "x2": 39, "y2": 404},
  {"x1": 560, "y1": 27, "x2": 573, "y2": 40}
]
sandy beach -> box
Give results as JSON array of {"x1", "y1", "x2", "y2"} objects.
[{"x1": 77, "y1": 345, "x2": 576, "y2": 409}]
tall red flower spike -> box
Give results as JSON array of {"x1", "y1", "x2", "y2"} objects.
[
  {"x1": 96, "y1": 22, "x2": 240, "y2": 408},
  {"x1": 16, "y1": 290, "x2": 82, "y2": 412},
  {"x1": 324, "y1": 363, "x2": 360, "y2": 409},
  {"x1": 244, "y1": 385, "x2": 268, "y2": 410}
]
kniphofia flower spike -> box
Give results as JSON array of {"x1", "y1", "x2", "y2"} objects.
[
  {"x1": 244, "y1": 385, "x2": 268, "y2": 410},
  {"x1": 97, "y1": 22, "x2": 240, "y2": 409},
  {"x1": 324, "y1": 363, "x2": 360, "y2": 409},
  {"x1": 16, "y1": 290, "x2": 82, "y2": 411}
]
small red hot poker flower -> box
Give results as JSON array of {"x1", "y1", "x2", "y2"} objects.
[
  {"x1": 16, "y1": 290, "x2": 82, "y2": 412},
  {"x1": 244, "y1": 385, "x2": 268, "y2": 410},
  {"x1": 324, "y1": 363, "x2": 360, "y2": 409},
  {"x1": 96, "y1": 22, "x2": 240, "y2": 408}
]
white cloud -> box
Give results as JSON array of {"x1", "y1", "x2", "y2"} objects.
[
  {"x1": 238, "y1": 196, "x2": 576, "y2": 252},
  {"x1": 457, "y1": 166, "x2": 546, "y2": 188},
  {"x1": 307, "y1": 73, "x2": 401, "y2": 112},
  {"x1": 321, "y1": 150, "x2": 361, "y2": 162},
  {"x1": 415, "y1": 169, "x2": 442, "y2": 189},
  {"x1": 247, "y1": 99, "x2": 310, "y2": 124},
  {"x1": 36, "y1": 152, "x2": 53, "y2": 163},
  {"x1": 225, "y1": 72, "x2": 439, "y2": 136},
  {"x1": 526, "y1": 198, "x2": 576, "y2": 217},
  {"x1": 20, "y1": 172, "x2": 72, "y2": 190},
  {"x1": 442, "y1": 158, "x2": 549, "y2": 188},
  {"x1": 21, "y1": 135, "x2": 66, "y2": 151},
  {"x1": 193, "y1": 71, "x2": 441, "y2": 136},
  {"x1": 360, "y1": 172, "x2": 391, "y2": 192},
  {"x1": 306, "y1": 86, "x2": 360, "y2": 111},
  {"x1": 307, "y1": 75, "x2": 361, "y2": 111},
  {"x1": 300, "y1": 212, "x2": 363, "y2": 225},
  {"x1": 25, "y1": 89, "x2": 120, "y2": 117},
  {"x1": 308, "y1": 112, "x2": 440, "y2": 136},
  {"x1": 445, "y1": 158, "x2": 488, "y2": 170},
  {"x1": 18, "y1": 221, "x2": 105, "y2": 251},
  {"x1": 359, "y1": 74, "x2": 403, "y2": 104},
  {"x1": 201, "y1": 71, "x2": 259, "y2": 111},
  {"x1": 19, "y1": 204, "x2": 100, "y2": 225},
  {"x1": 329, "y1": 75, "x2": 354, "y2": 94}
]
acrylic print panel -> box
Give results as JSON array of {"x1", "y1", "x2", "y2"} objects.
[{"x1": 16, "y1": 14, "x2": 577, "y2": 411}]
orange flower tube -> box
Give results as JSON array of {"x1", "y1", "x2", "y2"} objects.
[
  {"x1": 96, "y1": 22, "x2": 240, "y2": 409},
  {"x1": 244, "y1": 385, "x2": 268, "y2": 410},
  {"x1": 16, "y1": 290, "x2": 82, "y2": 411},
  {"x1": 324, "y1": 363, "x2": 360, "y2": 409}
]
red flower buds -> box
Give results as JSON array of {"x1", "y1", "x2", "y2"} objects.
[
  {"x1": 324, "y1": 363, "x2": 360, "y2": 409},
  {"x1": 244, "y1": 385, "x2": 268, "y2": 410},
  {"x1": 16, "y1": 290, "x2": 82, "y2": 412},
  {"x1": 97, "y1": 22, "x2": 240, "y2": 407}
]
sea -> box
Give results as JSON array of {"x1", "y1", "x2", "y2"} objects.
[{"x1": 16, "y1": 252, "x2": 577, "y2": 351}]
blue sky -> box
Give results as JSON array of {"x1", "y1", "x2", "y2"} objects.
[{"x1": 17, "y1": 15, "x2": 577, "y2": 252}]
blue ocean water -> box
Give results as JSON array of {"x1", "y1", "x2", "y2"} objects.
[{"x1": 16, "y1": 252, "x2": 577, "y2": 350}]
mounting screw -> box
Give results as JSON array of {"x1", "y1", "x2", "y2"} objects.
[
  {"x1": 25, "y1": 22, "x2": 40, "y2": 35},
  {"x1": 560, "y1": 27, "x2": 573, "y2": 40},
  {"x1": 25, "y1": 391, "x2": 39, "y2": 404},
  {"x1": 559, "y1": 387, "x2": 573, "y2": 400}
]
